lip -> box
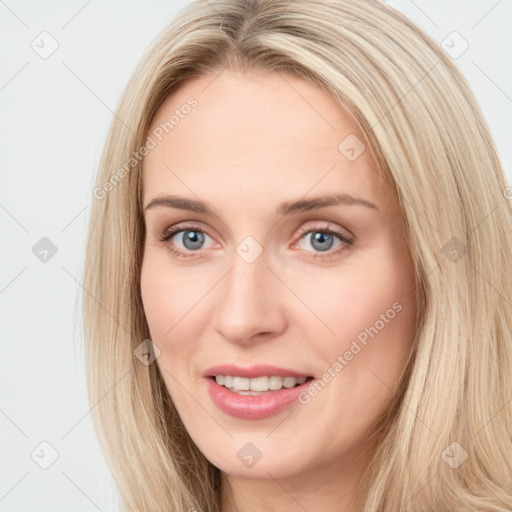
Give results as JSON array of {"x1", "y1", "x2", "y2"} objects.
[
  {"x1": 203, "y1": 364, "x2": 312, "y2": 379},
  {"x1": 204, "y1": 373, "x2": 315, "y2": 420}
]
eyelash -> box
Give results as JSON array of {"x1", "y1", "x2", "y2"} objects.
[{"x1": 158, "y1": 222, "x2": 354, "y2": 260}]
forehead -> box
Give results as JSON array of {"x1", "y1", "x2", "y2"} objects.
[{"x1": 142, "y1": 68, "x2": 393, "y2": 215}]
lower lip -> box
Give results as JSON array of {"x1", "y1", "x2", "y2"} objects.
[{"x1": 205, "y1": 377, "x2": 314, "y2": 419}]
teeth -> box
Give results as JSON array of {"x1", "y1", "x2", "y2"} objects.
[
  {"x1": 269, "y1": 376, "x2": 283, "y2": 390},
  {"x1": 249, "y1": 376, "x2": 269, "y2": 392},
  {"x1": 215, "y1": 375, "x2": 307, "y2": 392},
  {"x1": 233, "y1": 376, "x2": 250, "y2": 390}
]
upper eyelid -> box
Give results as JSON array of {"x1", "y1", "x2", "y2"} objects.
[
  {"x1": 160, "y1": 222, "x2": 354, "y2": 263},
  {"x1": 161, "y1": 221, "x2": 353, "y2": 245}
]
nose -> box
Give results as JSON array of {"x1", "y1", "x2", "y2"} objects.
[{"x1": 213, "y1": 249, "x2": 287, "y2": 346}]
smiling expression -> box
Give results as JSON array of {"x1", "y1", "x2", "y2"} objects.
[{"x1": 140, "y1": 67, "x2": 417, "y2": 480}]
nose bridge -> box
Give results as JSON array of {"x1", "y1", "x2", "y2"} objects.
[{"x1": 213, "y1": 243, "x2": 285, "y2": 343}]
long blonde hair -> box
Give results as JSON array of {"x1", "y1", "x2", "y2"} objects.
[{"x1": 82, "y1": 1, "x2": 512, "y2": 510}]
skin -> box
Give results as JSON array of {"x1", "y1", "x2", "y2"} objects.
[{"x1": 140, "y1": 67, "x2": 417, "y2": 512}]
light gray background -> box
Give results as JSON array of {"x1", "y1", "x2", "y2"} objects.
[{"x1": 1, "y1": 1, "x2": 511, "y2": 510}]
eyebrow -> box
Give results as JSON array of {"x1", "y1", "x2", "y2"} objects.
[{"x1": 143, "y1": 193, "x2": 379, "y2": 216}]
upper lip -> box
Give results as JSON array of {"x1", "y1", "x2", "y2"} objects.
[{"x1": 204, "y1": 364, "x2": 313, "y2": 379}]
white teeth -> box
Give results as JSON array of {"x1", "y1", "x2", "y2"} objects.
[
  {"x1": 232, "y1": 377, "x2": 250, "y2": 390},
  {"x1": 269, "y1": 376, "x2": 283, "y2": 390},
  {"x1": 283, "y1": 377, "x2": 298, "y2": 388},
  {"x1": 214, "y1": 375, "x2": 308, "y2": 392},
  {"x1": 249, "y1": 376, "x2": 269, "y2": 391}
]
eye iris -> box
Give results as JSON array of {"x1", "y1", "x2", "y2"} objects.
[
  {"x1": 311, "y1": 232, "x2": 333, "y2": 252},
  {"x1": 172, "y1": 229, "x2": 341, "y2": 254},
  {"x1": 182, "y1": 230, "x2": 204, "y2": 250}
]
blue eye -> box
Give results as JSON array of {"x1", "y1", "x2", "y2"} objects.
[
  {"x1": 159, "y1": 223, "x2": 354, "y2": 260},
  {"x1": 160, "y1": 226, "x2": 215, "y2": 259},
  {"x1": 307, "y1": 231, "x2": 336, "y2": 251},
  {"x1": 294, "y1": 225, "x2": 354, "y2": 259}
]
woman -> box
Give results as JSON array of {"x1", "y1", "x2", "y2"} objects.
[{"x1": 82, "y1": 1, "x2": 512, "y2": 511}]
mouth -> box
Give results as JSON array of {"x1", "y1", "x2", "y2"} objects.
[
  {"x1": 209, "y1": 375, "x2": 315, "y2": 395},
  {"x1": 204, "y1": 373, "x2": 316, "y2": 419}
]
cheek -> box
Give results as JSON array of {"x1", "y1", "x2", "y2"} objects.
[
  {"x1": 140, "y1": 244, "x2": 208, "y2": 332},
  {"x1": 296, "y1": 260, "x2": 413, "y2": 342},
  {"x1": 296, "y1": 257, "x2": 415, "y2": 437},
  {"x1": 296, "y1": 247, "x2": 416, "y2": 395},
  {"x1": 140, "y1": 258, "x2": 202, "y2": 355},
  {"x1": 140, "y1": 264, "x2": 199, "y2": 404},
  {"x1": 140, "y1": 267, "x2": 171, "y2": 341}
]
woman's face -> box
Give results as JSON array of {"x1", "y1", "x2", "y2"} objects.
[{"x1": 140, "y1": 68, "x2": 417, "y2": 483}]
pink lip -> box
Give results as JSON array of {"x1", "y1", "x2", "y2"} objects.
[
  {"x1": 204, "y1": 373, "x2": 315, "y2": 420},
  {"x1": 203, "y1": 364, "x2": 312, "y2": 379}
]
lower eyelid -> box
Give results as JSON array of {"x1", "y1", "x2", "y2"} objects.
[{"x1": 160, "y1": 225, "x2": 353, "y2": 258}]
